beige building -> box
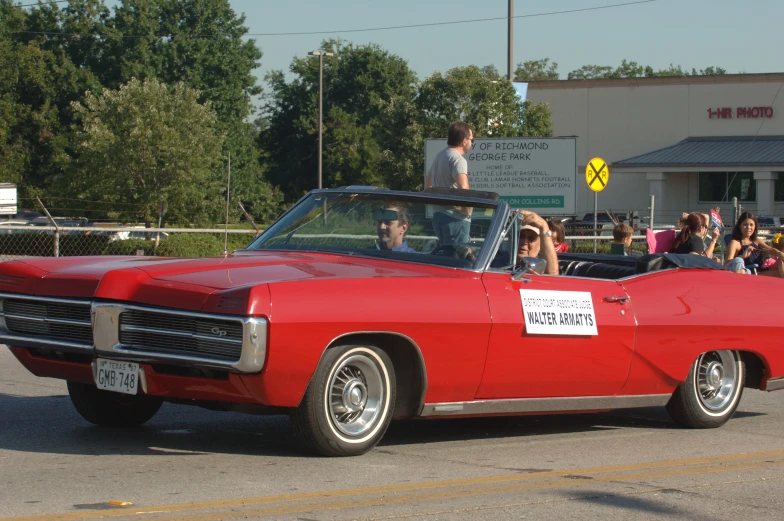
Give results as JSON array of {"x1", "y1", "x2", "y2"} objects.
[{"x1": 527, "y1": 73, "x2": 784, "y2": 226}]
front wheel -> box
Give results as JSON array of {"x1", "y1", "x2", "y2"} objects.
[
  {"x1": 292, "y1": 345, "x2": 396, "y2": 457},
  {"x1": 666, "y1": 350, "x2": 745, "y2": 428},
  {"x1": 67, "y1": 381, "x2": 163, "y2": 427}
]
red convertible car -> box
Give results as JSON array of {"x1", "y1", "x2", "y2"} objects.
[{"x1": 0, "y1": 188, "x2": 782, "y2": 456}]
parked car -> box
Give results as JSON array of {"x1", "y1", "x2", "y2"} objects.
[
  {"x1": 0, "y1": 221, "x2": 36, "y2": 235},
  {"x1": 1, "y1": 187, "x2": 783, "y2": 457},
  {"x1": 27, "y1": 216, "x2": 93, "y2": 235},
  {"x1": 106, "y1": 226, "x2": 169, "y2": 243},
  {"x1": 757, "y1": 216, "x2": 782, "y2": 228}
]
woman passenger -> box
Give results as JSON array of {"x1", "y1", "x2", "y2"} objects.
[
  {"x1": 548, "y1": 219, "x2": 569, "y2": 253},
  {"x1": 671, "y1": 213, "x2": 720, "y2": 258},
  {"x1": 726, "y1": 212, "x2": 784, "y2": 276}
]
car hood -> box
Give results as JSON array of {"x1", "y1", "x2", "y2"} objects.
[
  {"x1": 133, "y1": 251, "x2": 436, "y2": 289},
  {"x1": 5, "y1": 251, "x2": 443, "y2": 294}
]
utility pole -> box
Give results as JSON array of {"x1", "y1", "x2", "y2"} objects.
[
  {"x1": 508, "y1": 0, "x2": 514, "y2": 80},
  {"x1": 308, "y1": 50, "x2": 334, "y2": 189}
]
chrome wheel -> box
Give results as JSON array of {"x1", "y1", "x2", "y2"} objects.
[
  {"x1": 695, "y1": 351, "x2": 739, "y2": 412},
  {"x1": 327, "y1": 353, "x2": 386, "y2": 437}
]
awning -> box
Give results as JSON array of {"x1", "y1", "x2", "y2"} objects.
[{"x1": 613, "y1": 136, "x2": 784, "y2": 167}]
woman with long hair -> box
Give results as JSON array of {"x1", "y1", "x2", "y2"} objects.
[
  {"x1": 726, "y1": 211, "x2": 784, "y2": 276},
  {"x1": 671, "y1": 212, "x2": 720, "y2": 257}
]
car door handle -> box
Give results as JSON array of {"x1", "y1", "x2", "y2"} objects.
[{"x1": 604, "y1": 296, "x2": 629, "y2": 304}]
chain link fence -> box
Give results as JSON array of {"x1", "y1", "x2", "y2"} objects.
[
  {"x1": 1, "y1": 226, "x2": 778, "y2": 264},
  {"x1": 0, "y1": 226, "x2": 259, "y2": 262}
]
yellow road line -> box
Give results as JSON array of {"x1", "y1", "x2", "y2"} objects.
[
  {"x1": 3, "y1": 450, "x2": 784, "y2": 521},
  {"x1": 155, "y1": 459, "x2": 784, "y2": 521},
  {"x1": 342, "y1": 475, "x2": 784, "y2": 521}
]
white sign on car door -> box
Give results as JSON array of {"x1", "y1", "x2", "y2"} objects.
[{"x1": 519, "y1": 289, "x2": 598, "y2": 336}]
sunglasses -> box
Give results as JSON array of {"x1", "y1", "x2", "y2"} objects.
[{"x1": 520, "y1": 232, "x2": 539, "y2": 242}]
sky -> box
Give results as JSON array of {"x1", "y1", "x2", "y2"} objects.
[
  {"x1": 71, "y1": 0, "x2": 784, "y2": 109},
  {"x1": 230, "y1": 0, "x2": 784, "y2": 87}
]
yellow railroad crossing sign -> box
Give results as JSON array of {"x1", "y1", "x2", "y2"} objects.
[{"x1": 586, "y1": 157, "x2": 610, "y2": 192}]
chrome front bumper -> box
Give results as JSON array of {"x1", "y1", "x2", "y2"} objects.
[{"x1": 0, "y1": 294, "x2": 268, "y2": 373}]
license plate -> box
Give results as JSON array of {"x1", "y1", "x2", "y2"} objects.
[{"x1": 94, "y1": 358, "x2": 140, "y2": 395}]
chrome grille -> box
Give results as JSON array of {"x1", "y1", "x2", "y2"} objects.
[
  {"x1": 1, "y1": 297, "x2": 92, "y2": 346},
  {"x1": 119, "y1": 309, "x2": 244, "y2": 362},
  {"x1": 0, "y1": 275, "x2": 24, "y2": 288}
]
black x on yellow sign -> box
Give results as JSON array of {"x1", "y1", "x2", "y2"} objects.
[{"x1": 586, "y1": 157, "x2": 609, "y2": 193}]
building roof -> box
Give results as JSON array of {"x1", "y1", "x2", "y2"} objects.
[
  {"x1": 612, "y1": 136, "x2": 784, "y2": 167},
  {"x1": 526, "y1": 72, "x2": 784, "y2": 90}
]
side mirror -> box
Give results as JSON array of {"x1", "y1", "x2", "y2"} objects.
[{"x1": 512, "y1": 257, "x2": 547, "y2": 280}]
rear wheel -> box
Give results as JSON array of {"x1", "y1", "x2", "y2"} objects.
[
  {"x1": 666, "y1": 350, "x2": 745, "y2": 428},
  {"x1": 292, "y1": 345, "x2": 396, "y2": 457},
  {"x1": 67, "y1": 381, "x2": 163, "y2": 427}
]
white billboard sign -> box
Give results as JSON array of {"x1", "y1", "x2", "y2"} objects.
[
  {"x1": 425, "y1": 137, "x2": 577, "y2": 215},
  {"x1": 0, "y1": 183, "x2": 17, "y2": 215}
]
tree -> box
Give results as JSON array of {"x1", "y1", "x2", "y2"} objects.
[
  {"x1": 416, "y1": 65, "x2": 552, "y2": 144},
  {"x1": 0, "y1": 1, "x2": 100, "y2": 196},
  {"x1": 567, "y1": 64, "x2": 614, "y2": 80},
  {"x1": 68, "y1": 78, "x2": 225, "y2": 225},
  {"x1": 261, "y1": 39, "x2": 420, "y2": 198},
  {"x1": 568, "y1": 61, "x2": 729, "y2": 80},
  {"x1": 693, "y1": 66, "x2": 727, "y2": 76},
  {"x1": 514, "y1": 58, "x2": 559, "y2": 82},
  {"x1": 102, "y1": 0, "x2": 274, "y2": 223}
]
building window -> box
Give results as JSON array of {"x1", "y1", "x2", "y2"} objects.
[
  {"x1": 698, "y1": 172, "x2": 755, "y2": 202},
  {"x1": 775, "y1": 176, "x2": 784, "y2": 202}
]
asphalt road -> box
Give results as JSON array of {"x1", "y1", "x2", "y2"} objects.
[{"x1": 1, "y1": 345, "x2": 783, "y2": 521}]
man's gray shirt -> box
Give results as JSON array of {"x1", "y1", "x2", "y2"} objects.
[
  {"x1": 427, "y1": 147, "x2": 468, "y2": 189},
  {"x1": 427, "y1": 147, "x2": 469, "y2": 221}
]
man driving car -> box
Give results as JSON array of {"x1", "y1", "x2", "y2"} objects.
[{"x1": 374, "y1": 204, "x2": 417, "y2": 253}]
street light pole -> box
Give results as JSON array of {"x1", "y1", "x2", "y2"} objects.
[
  {"x1": 508, "y1": 0, "x2": 513, "y2": 80},
  {"x1": 308, "y1": 50, "x2": 334, "y2": 189}
]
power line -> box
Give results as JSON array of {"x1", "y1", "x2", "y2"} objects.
[
  {"x1": 10, "y1": 0, "x2": 657, "y2": 39},
  {"x1": 17, "y1": 0, "x2": 68, "y2": 7},
  {"x1": 246, "y1": 0, "x2": 658, "y2": 37}
]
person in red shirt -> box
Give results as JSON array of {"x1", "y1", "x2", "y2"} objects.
[{"x1": 548, "y1": 219, "x2": 569, "y2": 253}]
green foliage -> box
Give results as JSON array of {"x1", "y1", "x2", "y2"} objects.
[
  {"x1": 261, "y1": 39, "x2": 419, "y2": 199},
  {"x1": 155, "y1": 232, "x2": 223, "y2": 257},
  {"x1": 59, "y1": 234, "x2": 113, "y2": 256},
  {"x1": 0, "y1": 232, "x2": 54, "y2": 257},
  {"x1": 567, "y1": 59, "x2": 729, "y2": 80},
  {"x1": 514, "y1": 58, "x2": 560, "y2": 81},
  {"x1": 68, "y1": 77, "x2": 226, "y2": 224},
  {"x1": 102, "y1": 238, "x2": 155, "y2": 256},
  {"x1": 0, "y1": 15, "x2": 97, "y2": 192},
  {"x1": 227, "y1": 232, "x2": 254, "y2": 252},
  {"x1": 416, "y1": 65, "x2": 553, "y2": 144}
]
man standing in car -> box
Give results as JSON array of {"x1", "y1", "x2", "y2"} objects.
[{"x1": 425, "y1": 121, "x2": 474, "y2": 246}]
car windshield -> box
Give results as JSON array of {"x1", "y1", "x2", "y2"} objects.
[{"x1": 246, "y1": 190, "x2": 503, "y2": 269}]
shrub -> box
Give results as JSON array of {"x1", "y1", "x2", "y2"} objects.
[
  {"x1": 0, "y1": 232, "x2": 53, "y2": 256},
  {"x1": 156, "y1": 233, "x2": 223, "y2": 257},
  {"x1": 227, "y1": 233, "x2": 256, "y2": 252},
  {"x1": 60, "y1": 234, "x2": 112, "y2": 256},
  {"x1": 103, "y1": 239, "x2": 155, "y2": 256}
]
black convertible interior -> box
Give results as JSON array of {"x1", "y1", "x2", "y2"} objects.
[{"x1": 554, "y1": 252, "x2": 728, "y2": 280}]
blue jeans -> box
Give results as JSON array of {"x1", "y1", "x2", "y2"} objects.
[
  {"x1": 726, "y1": 257, "x2": 752, "y2": 274},
  {"x1": 433, "y1": 212, "x2": 470, "y2": 246}
]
